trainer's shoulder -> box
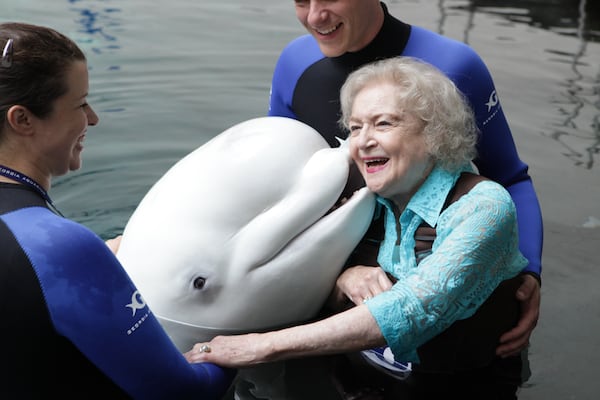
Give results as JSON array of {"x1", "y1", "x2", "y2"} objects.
[
  {"x1": 33, "y1": 209, "x2": 107, "y2": 251},
  {"x1": 278, "y1": 34, "x2": 325, "y2": 66},
  {"x1": 408, "y1": 25, "x2": 482, "y2": 63}
]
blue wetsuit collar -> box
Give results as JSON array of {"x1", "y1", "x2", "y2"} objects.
[{"x1": 331, "y1": 2, "x2": 411, "y2": 68}]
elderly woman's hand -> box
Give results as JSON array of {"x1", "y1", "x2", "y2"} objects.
[
  {"x1": 185, "y1": 333, "x2": 267, "y2": 368},
  {"x1": 336, "y1": 265, "x2": 394, "y2": 306}
]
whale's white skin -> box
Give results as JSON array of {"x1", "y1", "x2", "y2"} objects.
[{"x1": 117, "y1": 117, "x2": 375, "y2": 350}]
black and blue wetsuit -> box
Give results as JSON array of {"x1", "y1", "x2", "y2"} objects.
[
  {"x1": 0, "y1": 183, "x2": 234, "y2": 399},
  {"x1": 268, "y1": 2, "x2": 542, "y2": 277}
]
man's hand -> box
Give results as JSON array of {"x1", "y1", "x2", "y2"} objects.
[{"x1": 496, "y1": 274, "x2": 541, "y2": 358}]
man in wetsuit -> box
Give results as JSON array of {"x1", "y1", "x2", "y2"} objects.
[{"x1": 268, "y1": 0, "x2": 542, "y2": 394}]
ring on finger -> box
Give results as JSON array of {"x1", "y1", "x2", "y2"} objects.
[{"x1": 199, "y1": 344, "x2": 212, "y2": 353}]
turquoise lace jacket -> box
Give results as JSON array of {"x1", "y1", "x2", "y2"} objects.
[{"x1": 365, "y1": 164, "x2": 528, "y2": 362}]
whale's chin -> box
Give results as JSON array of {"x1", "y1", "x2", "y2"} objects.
[{"x1": 157, "y1": 315, "x2": 289, "y2": 351}]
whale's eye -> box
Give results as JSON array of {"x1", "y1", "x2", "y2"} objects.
[{"x1": 193, "y1": 277, "x2": 207, "y2": 289}]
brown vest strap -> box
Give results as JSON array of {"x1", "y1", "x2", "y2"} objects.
[{"x1": 414, "y1": 172, "x2": 487, "y2": 262}]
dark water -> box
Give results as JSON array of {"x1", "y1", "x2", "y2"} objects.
[{"x1": 2, "y1": 0, "x2": 599, "y2": 398}]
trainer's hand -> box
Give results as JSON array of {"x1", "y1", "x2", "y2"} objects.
[
  {"x1": 496, "y1": 274, "x2": 540, "y2": 358},
  {"x1": 105, "y1": 235, "x2": 122, "y2": 255}
]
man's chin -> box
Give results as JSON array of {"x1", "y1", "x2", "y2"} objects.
[{"x1": 316, "y1": 41, "x2": 347, "y2": 58}]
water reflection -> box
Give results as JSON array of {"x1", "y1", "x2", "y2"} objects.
[
  {"x1": 464, "y1": 0, "x2": 599, "y2": 42},
  {"x1": 68, "y1": 0, "x2": 121, "y2": 54},
  {"x1": 68, "y1": 0, "x2": 121, "y2": 56},
  {"x1": 68, "y1": 0, "x2": 125, "y2": 114},
  {"x1": 437, "y1": 0, "x2": 600, "y2": 169},
  {"x1": 545, "y1": 0, "x2": 600, "y2": 169}
]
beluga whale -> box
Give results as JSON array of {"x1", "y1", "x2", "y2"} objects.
[{"x1": 116, "y1": 116, "x2": 376, "y2": 351}]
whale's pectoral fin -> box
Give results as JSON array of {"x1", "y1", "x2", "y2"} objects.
[{"x1": 230, "y1": 147, "x2": 350, "y2": 274}]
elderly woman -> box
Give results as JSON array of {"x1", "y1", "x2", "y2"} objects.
[
  {"x1": 187, "y1": 57, "x2": 528, "y2": 399},
  {"x1": 0, "y1": 22, "x2": 232, "y2": 398}
]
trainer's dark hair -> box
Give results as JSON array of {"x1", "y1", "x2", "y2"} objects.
[{"x1": 0, "y1": 22, "x2": 86, "y2": 132}]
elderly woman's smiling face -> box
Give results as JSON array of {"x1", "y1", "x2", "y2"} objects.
[{"x1": 348, "y1": 81, "x2": 434, "y2": 205}]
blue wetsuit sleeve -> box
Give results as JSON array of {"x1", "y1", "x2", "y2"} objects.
[
  {"x1": 4, "y1": 208, "x2": 234, "y2": 399},
  {"x1": 405, "y1": 27, "x2": 543, "y2": 277},
  {"x1": 460, "y1": 54, "x2": 543, "y2": 277},
  {"x1": 461, "y1": 54, "x2": 543, "y2": 277}
]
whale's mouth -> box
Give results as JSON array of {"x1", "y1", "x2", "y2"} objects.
[
  {"x1": 156, "y1": 314, "x2": 250, "y2": 350},
  {"x1": 158, "y1": 314, "x2": 289, "y2": 333},
  {"x1": 329, "y1": 163, "x2": 366, "y2": 214},
  {"x1": 157, "y1": 314, "x2": 290, "y2": 348},
  {"x1": 157, "y1": 313, "x2": 242, "y2": 332}
]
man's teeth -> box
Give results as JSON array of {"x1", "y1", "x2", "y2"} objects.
[{"x1": 317, "y1": 23, "x2": 341, "y2": 35}]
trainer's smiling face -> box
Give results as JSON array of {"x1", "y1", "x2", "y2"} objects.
[
  {"x1": 348, "y1": 81, "x2": 434, "y2": 206},
  {"x1": 294, "y1": 0, "x2": 384, "y2": 57}
]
